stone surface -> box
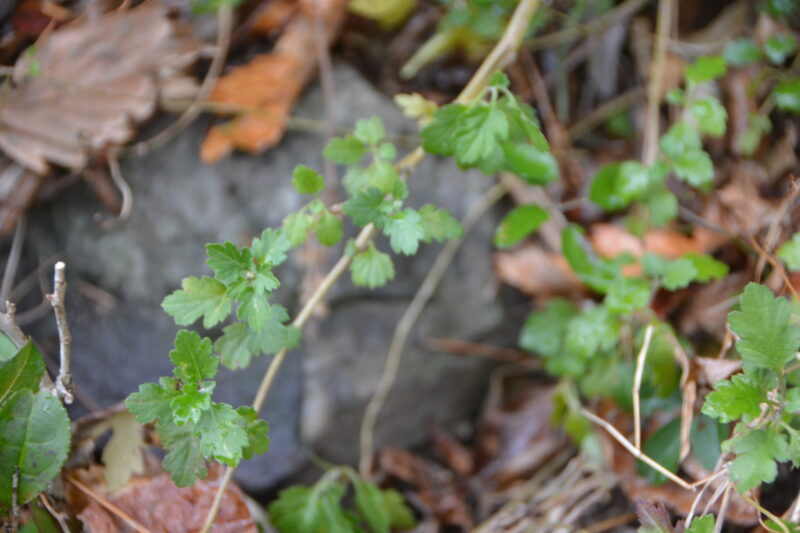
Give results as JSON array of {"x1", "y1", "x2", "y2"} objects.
[{"x1": 23, "y1": 62, "x2": 502, "y2": 491}]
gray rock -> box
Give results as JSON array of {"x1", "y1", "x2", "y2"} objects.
[{"x1": 24, "y1": 62, "x2": 502, "y2": 491}]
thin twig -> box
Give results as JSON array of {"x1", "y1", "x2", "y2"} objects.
[
  {"x1": 38, "y1": 493, "x2": 72, "y2": 533},
  {"x1": 122, "y1": 4, "x2": 233, "y2": 157},
  {"x1": 46, "y1": 262, "x2": 73, "y2": 404},
  {"x1": 66, "y1": 476, "x2": 151, "y2": 533},
  {"x1": 97, "y1": 152, "x2": 133, "y2": 230},
  {"x1": 567, "y1": 87, "x2": 645, "y2": 141},
  {"x1": 0, "y1": 216, "x2": 26, "y2": 312},
  {"x1": 713, "y1": 482, "x2": 732, "y2": 533},
  {"x1": 358, "y1": 183, "x2": 507, "y2": 477},
  {"x1": 198, "y1": 0, "x2": 542, "y2": 528},
  {"x1": 632, "y1": 323, "x2": 654, "y2": 450},
  {"x1": 741, "y1": 492, "x2": 789, "y2": 533},
  {"x1": 642, "y1": 0, "x2": 674, "y2": 165}
]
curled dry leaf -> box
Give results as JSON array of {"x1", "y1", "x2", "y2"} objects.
[
  {"x1": 493, "y1": 245, "x2": 583, "y2": 298},
  {"x1": 200, "y1": 0, "x2": 348, "y2": 163},
  {"x1": 0, "y1": 2, "x2": 198, "y2": 175}
]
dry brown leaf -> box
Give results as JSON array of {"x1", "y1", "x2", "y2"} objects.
[
  {"x1": 251, "y1": 0, "x2": 298, "y2": 34},
  {"x1": 201, "y1": 0, "x2": 347, "y2": 162},
  {"x1": 589, "y1": 223, "x2": 704, "y2": 260},
  {"x1": 692, "y1": 357, "x2": 742, "y2": 386},
  {"x1": 0, "y1": 2, "x2": 197, "y2": 174},
  {"x1": 430, "y1": 425, "x2": 474, "y2": 476},
  {"x1": 493, "y1": 245, "x2": 583, "y2": 298},
  {"x1": 678, "y1": 271, "x2": 749, "y2": 337}
]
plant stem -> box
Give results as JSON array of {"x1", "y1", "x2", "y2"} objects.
[
  {"x1": 641, "y1": 0, "x2": 673, "y2": 166},
  {"x1": 199, "y1": 0, "x2": 542, "y2": 529},
  {"x1": 47, "y1": 262, "x2": 73, "y2": 404},
  {"x1": 632, "y1": 323, "x2": 654, "y2": 450}
]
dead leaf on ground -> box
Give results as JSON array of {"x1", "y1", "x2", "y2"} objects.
[
  {"x1": 201, "y1": 0, "x2": 348, "y2": 162},
  {"x1": 0, "y1": 2, "x2": 198, "y2": 174},
  {"x1": 251, "y1": 0, "x2": 298, "y2": 34},
  {"x1": 678, "y1": 271, "x2": 749, "y2": 337},
  {"x1": 590, "y1": 223, "x2": 704, "y2": 260},
  {"x1": 494, "y1": 245, "x2": 583, "y2": 298}
]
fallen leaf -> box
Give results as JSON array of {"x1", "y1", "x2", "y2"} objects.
[
  {"x1": 430, "y1": 425, "x2": 474, "y2": 476},
  {"x1": 201, "y1": 0, "x2": 348, "y2": 162},
  {"x1": 692, "y1": 357, "x2": 742, "y2": 386},
  {"x1": 493, "y1": 245, "x2": 583, "y2": 298},
  {"x1": 102, "y1": 411, "x2": 145, "y2": 493},
  {"x1": 589, "y1": 223, "x2": 703, "y2": 260},
  {"x1": 0, "y1": 2, "x2": 198, "y2": 174},
  {"x1": 251, "y1": 0, "x2": 298, "y2": 34}
]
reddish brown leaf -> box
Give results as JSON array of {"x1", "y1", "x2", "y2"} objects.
[{"x1": 493, "y1": 245, "x2": 583, "y2": 298}]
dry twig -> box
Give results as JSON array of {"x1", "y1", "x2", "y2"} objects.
[{"x1": 46, "y1": 262, "x2": 73, "y2": 404}]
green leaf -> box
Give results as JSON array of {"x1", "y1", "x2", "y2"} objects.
[
  {"x1": 206, "y1": 242, "x2": 250, "y2": 285},
  {"x1": 672, "y1": 149, "x2": 714, "y2": 188},
  {"x1": 562, "y1": 224, "x2": 620, "y2": 293},
  {"x1": 0, "y1": 333, "x2": 19, "y2": 363},
  {"x1": 775, "y1": 79, "x2": 800, "y2": 114},
  {"x1": 728, "y1": 428, "x2": 789, "y2": 492},
  {"x1": 689, "y1": 97, "x2": 727, "y2": 137},
  {"x1": 637, "y1": 417, "x2": 680, "y2": 485},
  {"x1": 292, "y1": 165, "x2": 325, "y2": 195},
  {"x1": 786, "y1": 388, "x2": 800, "y2": 413},
  {"x1": 500, "y1": 142, "x2": 558, "y2": 185},
  {"x1": 355, "y1": 482, "x2": 391, "y2": 533},
  {"x1": 666, "y1": 88, "x2": 686, "y2": 106},
  {"x1": 685, "y1": 55, "x2": 727, "y2": 85},
  {"x1": 493, "y1": 204, "x2": 548, "y2": 249},
  {"x1": 683, "y1": 252, "x2": 729, "y2": 282},
  {"x1": 420, "y1": 103, "x2": 467, "y2": 157},
  {"x1": 197, "y1": 403, "x2": 249, "y2": 466},
  {"x1": 344, "y1": 188, "x2": 388, "y2": 227},
  {"x1": 283, "y1": 211, "x2": 313, "y2": 247},
  {"x1": 0, "y1": 390, "x2": 70, "y2": 512},
  {"x1": 237, "y1": 289, "x2": 272, "y2": 331},
  {"x1": 354, "y1": 117, "x2": 386, "y2": 146},
  {"x1": 605, "y1": 277, "x2": 651, "y2": 314},
  {"x1": 589, "y1": 161, "x2": 649, "y2": 211},
  {"x1": 169, "y1": 382, "x2": 213, "y2": 425},
  {"x1": 690, "y1": 415, "x2": 725, "y2": 471},
  {"x1": 642, "y1": 253, "x2": 667, "y2": 277},
  {"x1": 324, "y1": 136, "x2": 367, "y2": 164},
  {"x1": 765, "y1": 35, "x2": 798, "y2": 64},
  {"x1": 519, "y1": 299, "x2": 576, "y2": 358},
  {"x1": 453, "y1": 104, "x2": 509, "y2": 165},
  {"x1": 251, "y1": 228, "x2": 291, "y2": 266},
  {"x1": 0, "y1": 343, "x2": 44, "y2": 404},
  {"x1": 351, "y1": 245, "x2": 395, "y2": 288},
  {"x1": 216, "y1": 309, "x2": 293, "y2": 369},
  {"x1": 662, "y1": 258, "x2": 698, "y2": 290},
  {"x1": 125, "y1": 378, "x2": 180, "y2": 424},
  {"x1": 645, "y1": 189, "x2": 678, "y2": 227},
  {"x1": 269, "y1": 483, "x2": 353, "y2": 533},
  {"x1": 377, "y1": 143, "x2": 396, "y2": 160},
  {"x1": 418, "y1": 205, "x2": 462, "y2": 243},
  {"x1": 724, "y1": 38, "x2": 762, "y2": 66},
  {"x1": 367, "y1": 160, "x2": 401, "y2": 195},
  {"x1": 317, "y1": 210, "x2": 343, "y2": 246},
  {"x1": 236, "y1": 406, "x2": 270, "y2": 460},
  {"x1": 489, "y1": 71, "x2": 510, "y2": 88},
  {"x1": 159, "y1": 422, "x2": 207, "y2": 487},
  {"x1": 170, "y1": 330, "x2": 218, "y2": 383},
  {"x1": 382, "y1": 489, "x2": 416, "y2": 529},
  {"x1": 702, "y1": 373, "x2": 765, "y2": 423},
  {"x1": 384, "y1": 209, "x2": 425, "y2": 256},
  {"x1": 739, "y1": 113, "x2": 772, "y2": 156},
  {"x1": 779, "y1": 233, "x2": 800, "y2": 272},
  {"x1": 162, "y1": 276, "x2": 232, "y2": 329},
  {"x1": 728, "y1": 283, "x2": 800, "y2": 371},
  {"x1": 564, "y1": 306, "x2": 620, "y2": 360},
  {"x1": 686, "y1": 515, "x2": 715, "y2": 533},
  {"x1": 660, "y1": 121, "x2": 701, "y2": 159}
]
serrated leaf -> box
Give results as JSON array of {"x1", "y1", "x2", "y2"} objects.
[
  {"x1": 724, "y1": 38, "x2": 762, "y2": 66},
  {"x1": 216, "y1": 308, "x2": 292, "y2": 369},
  {"x1": 685, "y1": 55, "x2": 727, "y2": 85},
  {"x1": 269, "y1": 483, "x2": 353, "y2": 533},
  {"x1": 351, "y1": 245, "x2": 395, "y2": 288},
  {"x1": 779, "y1": 233, "x2": 800, "y2": 272},
  {"x1": 160, "y1": 422, "x2": 207, "y2": 487},
  {"x1": 452, "y1": 104, "x2": 509, "y2": 165},
  {"x1": 564, "y1": 306, "x2": 620, "y2": 360},
  {"x1": 728, "y1": 429, "x2": 789, "y2": 492},
  {"x1": 355, "y1": 482, "x2": 391, "y2": 533},
  {"x1": 0, "y1": 342, "x2": 44, "y2": 404},
  {"x1": 562, "y1": 224, "x2": 620, "y2": 293},
  {"x1": 354, "y1": 116, "x2": 386, "y2": 145},
  {"x1": 170, "y1": 382, "x2": 213, "y2": 424},
  {"x1": 605, "y1": 277, "x2": 651, "y2": 313},
  {"x1": 125, "y1": 378, "x2": 180, "y2": 424},
  {"x1": 689, "y1": 97, "x2": 727, "y2": 137},
  {"x1": 0, "y1": 390, "x2": 70, "y2": 512},
  {"x1": 236, "y1": 406, "x2": 270, "y2": 460},
  {"x1": 162, "y1": 276, "x2": 232, "y2": 329},
  {"x1": 344, "y1": 188, "x2": 388, "y2": 227},
  {"x1": 500, "y1": 142, "x2": 558, "y2": 185},
  {"x1": 683, "y1": 252, "x2": 729, "y2": 282},
  {"x1": 519, "y1": 299, "x2": 575, "y2": 358},
  {"x1": 283, "y1": 211, "x2": 313, "y2": 247},
  {"x1": 662, "y1": 258, "x2": 698, "y2": 290},
  {"x1": 384, "y1": 209, "x2": 425, "y2": 255},
  {"x1": 237, "y1": 288, "x2": 272, "y2": 331},
  {"x1": 660, "y1": 121, "x2": 701, "y2": 159},
  {"x1": 420, "y1": 103, "x2": 467, "y2": 156},
  {"x1": 197, "y1": 403, "x2": 249, "y2": 466},
  {"x1": 206, "y1": 242, "x2": 250, "y2": 285},
  {"x1": 494, "y1": 204, "x2": 548, "y2": 248},
  {"x1": 589, "y1": 161, "x2": 649, "y2": 211},
  {"x1": 636, "y1": 501, "x2": 676, "y2": 533},
  {"x1": 686, "y1": 515, "x2": 715, "y2": 533},
  {"x1": 728, "y1": 283, "x2": 800, "y2": 371},
  {"x1": 672, "y1": 149, "x2": 714, "y2": 188},
  {"x1": 701, "y1": 373, "x2": 765, "y2": 423},
  {"x1": 418, "y1": 205, "x2": 462, "y2": 243},
  {"x1": 765, "y1": 34, "x2": 798, "y2": 64},
  {"x1": 775, "y1": 79, "x2": 800, "y2": 114},
  {"x1": 251, "y1": 228, "x2": 291, "y2": 266},
  {"x1": 367, "y1": 160, "x2": 400, "y2": 195},
  {"x1": 170, "y1": 330, "x2": 218, "y2": 383},
  {"x1": 324, "y1": 135, "x2": 367, "y2": 164},
  {"x1": 292, "y1": 165, "x2": 325, "y2": 195}
]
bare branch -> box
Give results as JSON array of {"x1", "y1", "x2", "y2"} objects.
[
  {"x1": 633, "y1": 323, "x2": 654, "y2": 450},
  {"x1": 47, "y1": 261, "x2": 73, "y2": 404}
]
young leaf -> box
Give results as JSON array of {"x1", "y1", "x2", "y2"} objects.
[
  {"x1": 728, "y1": 283, "x2": 800, "y2": 371},
  {"x1": 283, "y1": 211, "x2": 313, "y2": 247},
  {"x1": 170, "y1": 330, "x2": 218, "y2": 383},
  {"x1": 251, "y1": 228, "x2": 291, "y2": 266},
  {"x1": 0, "y1": 390, "x2": 70, "y2": 513},
  {"x1": 418, "y1": 205, "x2": 462, "y2": 243},
  {"x1": 451, "y1": 104, "x2": 509, "y2": 165},
  {"x1": 774, "y1": 79, "x2": 800, "y2": 114},
  {"x1": 236, "y1": 406, "x2": 270, "y2": 460},
  {"x1": 216, "y1": 310, "x2": 293, "y2": 369},
  {"x1": 236, "y1": 288, "x2": 272, "y2": 331},
  {"x1": 702, "y1": 373, "x2": 765, "y2": 423},
  {"x1": 493, "y1": 204, "x2": 548, "y2": 248},
  {"x1": 125, "y1": 378, "x2": 181, "y2": 424},
  {"x1": 354, "y1": 116, "x2": 386, "y2": 146},
  {"x1": 269, "y1": 484, "x2": 351, "y2": 533},
  {"x1": 662, "y1": 258, "x2": 698, "y2": 290},
  {"x1": 0, "y1": 342, "x2": 44, "y2": 404},
  {"x1": 420, "y1": 103, "x2": 467, "y2": 157},
  {"x1": 316, "y1": 210, "x2": 343, "y2": 247},
  {"x1": 169, "y1": 382, "x2": 213, "y2": 425},
  {"x1": 672, "y1": 149, "x2": 714, "y2": 188},
  {"x1": 351, "y1": 245, "x2": 395, "y2": 288},
  {"x1": 355, "y1": 482, "x2": 391, "y2": 533},
  {"x1": 162, "y1": 276, "x2": 232, "y2": 329},
  {"x1": 344, "y1": 188, "x2": 388, "y2": 227},
  {"x1": 197, "y1": 403, "x2": 250, "y2": 466},
  {"x1": 660, "y1": 121, "x2": 701, "y2": 159},
  {"x1": 324, "y1": 136, "x2": 367, "y2": 164},
  {"x1": 519, "y1": 299, "x2": 576, "y2": 358},
  {"x1": 206, "y1": 242, "x2": 250, "y2": 285},
  {"x1": 683, "y1": 252, "x2": 729, "y2": 282},
  {"x1": 292, "y1": 165, "x2": 325, "y2": 195},
  {"x1": 384, "y1": 209, "x2": 425, "y2": 256},
  {"x1": 589, "y1": 161, "x2": 649, "y2": 211},
  {"x1": 689, "y1": 98, "x2": 727, "y2": 138},
  {"x1": 685, "y1": 55, "x2": 727, "y2": 85},
  {"x1": 500, "y1": 142, "x2": 558, "y2": 185},
  {"x1": 159, "y1": 423, "x2": 207, "y2": 487},
  {"x1": 605, "y1": 277, "x2": 651, "y2": 314},
  {"x1": 778, "y1": 233, "x2": 800, "y2": 272},
  {"x1": 564, "y1": 306, "x2": 620, "y2": 361},
  {"x1": 724, "y1": 38, "x2": 762, "y2": 66},
  {"x1": 728, "y1": 428, "x2": 789, "y2": 492}
]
